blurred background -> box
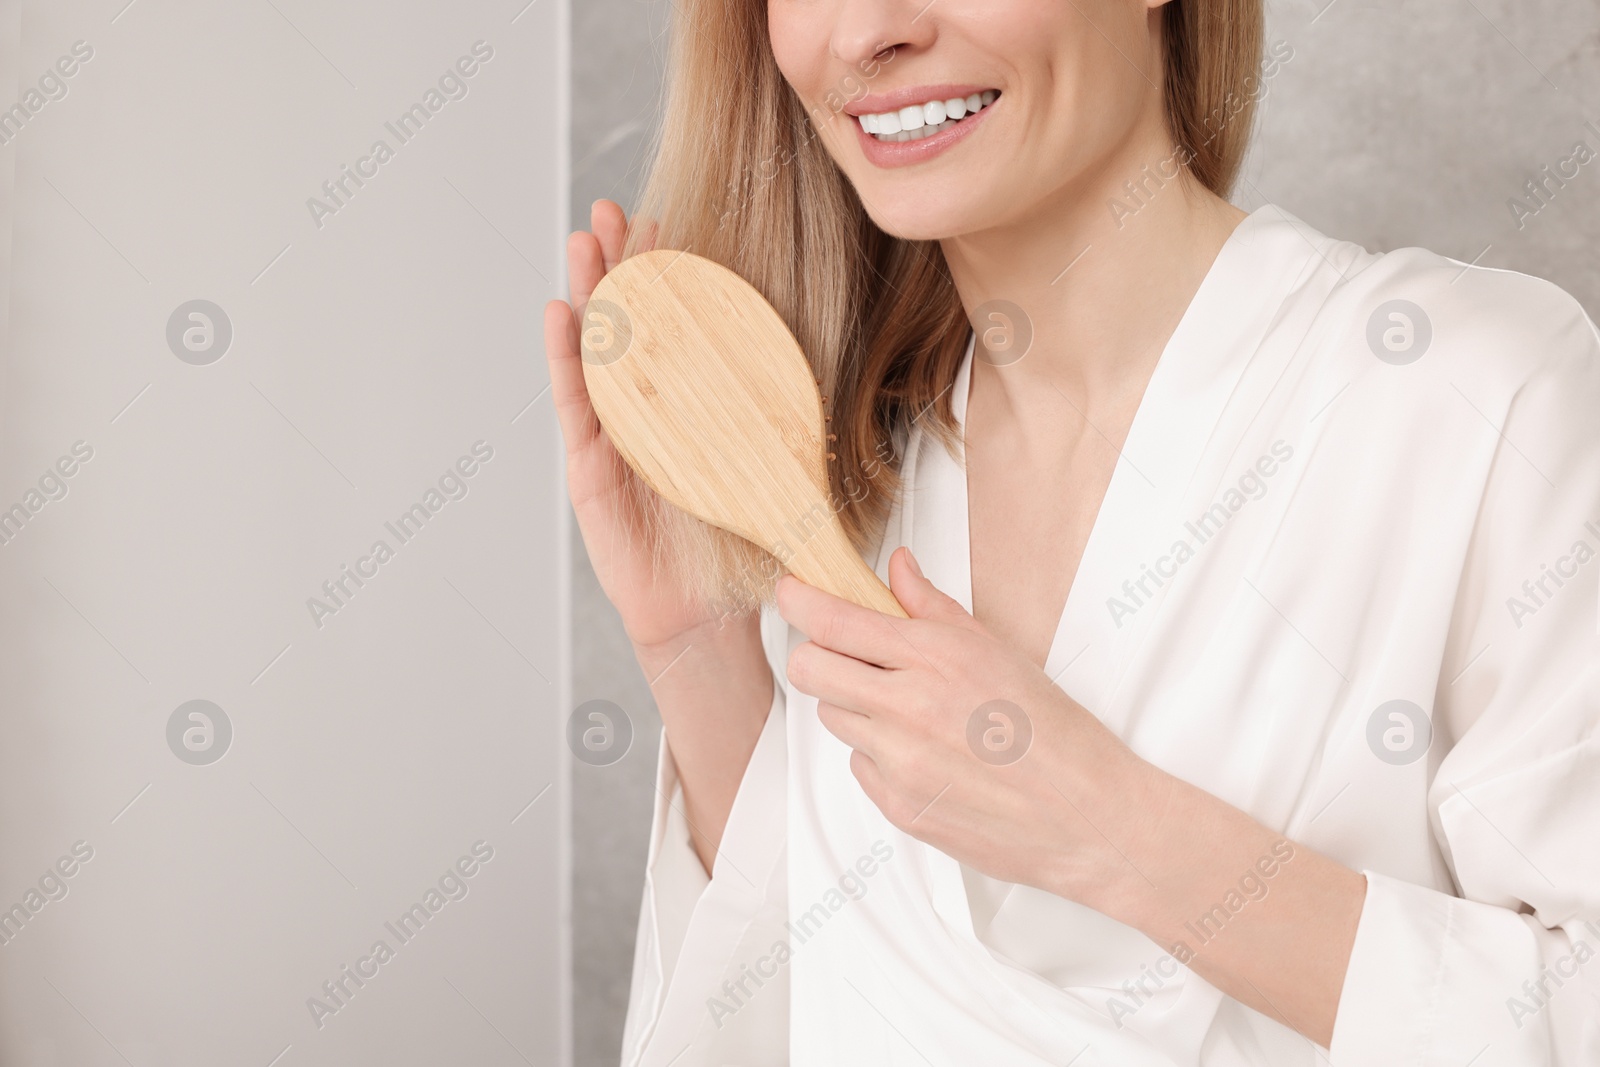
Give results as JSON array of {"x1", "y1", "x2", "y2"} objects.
[{"x1": 2, "y1": 0, "x2": 1597, "y2": 1065}]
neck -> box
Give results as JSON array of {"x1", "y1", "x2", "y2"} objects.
[{"x1": 940, "y1": 127, "x2": 1248, "y2": 412}]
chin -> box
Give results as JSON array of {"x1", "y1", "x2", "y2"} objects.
[
  {"x1": 866, "y1": 214, "x2": 963, "y2": 242},
  {"x1": 854, "y1": 190, "x2": 995, "y2": 243},
  {"x1": 840, "y1": 149, "x2": 1043, "y2": 243}
]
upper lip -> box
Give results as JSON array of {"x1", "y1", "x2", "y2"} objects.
[{"x1": 843, "y1": 85, "x2": 998, "y2": 116}]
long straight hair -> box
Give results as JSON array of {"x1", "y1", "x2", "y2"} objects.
[{"x1": 619, "y1": 0, "x2": 1264, "y2": 614}]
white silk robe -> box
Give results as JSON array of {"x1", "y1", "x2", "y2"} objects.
[{"x1": 617, "y1": 205, "x2": 1600, "y2": 1066}]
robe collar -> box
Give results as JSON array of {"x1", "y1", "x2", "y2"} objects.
[{"x1": 882, "y1": 204, "x2": 1329, "y2": 718}]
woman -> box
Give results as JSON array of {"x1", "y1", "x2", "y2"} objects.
[{"x1": 545, "y1": 0, "x2": 1600, "y2": 1063}]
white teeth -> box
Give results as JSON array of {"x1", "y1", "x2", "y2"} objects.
[
  {"x1": 859, "y1": 91, "x2": 997, "y2": 143},
  {"x1": 884, "y1": 118, "x2": 960, "y2": 143}
]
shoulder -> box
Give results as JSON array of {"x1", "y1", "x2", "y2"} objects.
[
  {"x1": 1268, "y1": 210, "x2": 1600, "y2": 411},
  {"x1": 1251, "y1": 210, "x2": 1600, "y2": 533}
]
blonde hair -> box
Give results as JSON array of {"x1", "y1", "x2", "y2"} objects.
[{"x1": 620, "y1": 0, "x2": 1264, "y2": 616}]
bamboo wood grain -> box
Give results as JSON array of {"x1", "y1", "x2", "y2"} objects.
[{"x1": 579, "y1": 249, "x2": 907, "y2": 618}]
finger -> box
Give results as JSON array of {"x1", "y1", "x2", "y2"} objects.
[
  {"x1": 786, "y1": 639, "x2": 896, "y2": 715},
  {"x1": 848, "y1": 749, "x2": 892, "y2": 812},
  {"x1": 567, "y1": 228, "x2": 607, "y2": 316},
  {"x1": 543, "y1": 298, "x2": 600, "y2": 451},
  {"x1": 888, "y1": 547, "x2": 982, "y2": 631},
  {"x1": 816, "y1": 700, "x2": 880, "y2": 757},
  {"x1": 777, "y1": 573, "x2": 922, "y2": 668},
  {"x1": 591, "y1": 199, "x2": 628, "y2": 272}
]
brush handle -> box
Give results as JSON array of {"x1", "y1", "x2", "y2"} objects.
[{"x1": 786, "y1": 521, "x2": 909, "y2": 618}]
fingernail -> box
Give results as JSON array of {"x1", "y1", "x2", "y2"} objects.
[{"x1": 906, "y1": 549, "x2": 923, "y2": 578}]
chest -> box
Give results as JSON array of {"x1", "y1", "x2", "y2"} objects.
[{"x1": 963, "y1": 384, "x2": 1135, "y2": 668}]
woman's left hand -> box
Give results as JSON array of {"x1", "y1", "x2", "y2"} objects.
[
  {"x1": 778, "y1": 545, "x2": 1369, "y2": 1048},
  {"x1": 776, "y1": 545, "x2": 1171, "y2": 909}
]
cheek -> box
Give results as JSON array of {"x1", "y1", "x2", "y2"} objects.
[{"x1": 765, "y1": 5, "x2": 828, "y2": 103}]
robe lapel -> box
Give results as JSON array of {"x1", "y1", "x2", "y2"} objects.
[
  {"x1": 885, "y1": 205, "x2": 1328, "y2": 942},
  {"x1": 1047, "y1": 205, "x2": 1330, "y2": 722},
  {"x1": 870, "y1": 331, "x2": 981, "y2": 937},
  {"x1": 900, "y1": 206, "x2": 1329, "y2": 720}
]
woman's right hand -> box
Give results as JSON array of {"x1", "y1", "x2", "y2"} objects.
[
  {"x1": 548, "y1": 202, "x2": 775, "y2": 871},
  {"x1": 544, "y1": 200, "x2": 737, "y2": 659}
]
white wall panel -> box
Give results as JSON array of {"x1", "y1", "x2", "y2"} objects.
[{"x1": 0, "y1": 2, "x2": 569, "y2": 1064}]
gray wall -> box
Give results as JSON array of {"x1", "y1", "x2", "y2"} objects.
[
  {"x1": 0, "y1": 2, "x2": 570, "y2": 1065},
  {"x1": 1247, "y1": 0, "x2": 1600, "y2": 313},
  {"x1": 567, "y1": 1, "x2": 1600, "y2": 1064}
]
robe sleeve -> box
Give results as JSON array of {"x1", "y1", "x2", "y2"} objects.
[
  {"x1": 618, "y1": 606, "x2": 792, "y2": 1067},
  {"x1": 1329, "y1": 296, "x2": 1600, "y2": 1065}
]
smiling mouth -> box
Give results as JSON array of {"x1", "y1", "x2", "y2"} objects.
[{"x1": 856, "y1": 91, "x2": 999, "y2": 143}]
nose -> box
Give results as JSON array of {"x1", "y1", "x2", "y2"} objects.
[{"x1": 828, "y1": 0, "x2": 935, "y2": 70}]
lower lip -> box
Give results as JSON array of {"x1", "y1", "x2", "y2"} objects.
[{"x1": 853, "y1": 98, "x2": 998, "y2": 169}]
